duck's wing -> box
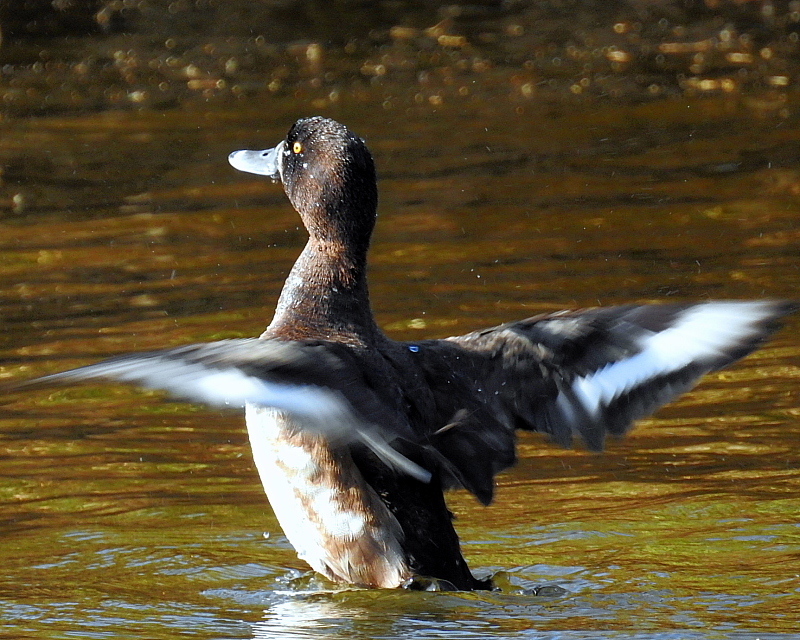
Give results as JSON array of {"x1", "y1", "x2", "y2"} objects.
[
  {"x1": 409, "y1": 300, "x2": 795, "y2": 502},
  {"x1": 434, "y1": 300, "x2": 795, "y2": 454},
  {"x1": 19, "y1": 338, "x2": 432, "y2": 482}
]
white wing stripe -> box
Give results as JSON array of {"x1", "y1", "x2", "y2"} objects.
[
  {"x1": 564, "y1": 302, "x2": 777, "y2": 417},
  {"x1": 47, "y1": 356, "x2": 432, "y2": 483}
]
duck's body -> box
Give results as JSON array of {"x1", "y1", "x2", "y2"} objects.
[{"x1": 35, "y1": 117, "x2": 795, "y2": 590}]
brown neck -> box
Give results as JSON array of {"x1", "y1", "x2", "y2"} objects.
[{"x1": 265, "y1": 239, "x2": 379, "y2": 343}]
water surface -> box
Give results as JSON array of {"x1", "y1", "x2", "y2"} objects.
[{"x1": 1, "y1": 94, "x2": 799, "y2": 639}]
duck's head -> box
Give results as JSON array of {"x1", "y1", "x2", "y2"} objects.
[{"x1": 229, "y1": 117, "x2": 378, "y2": 249}]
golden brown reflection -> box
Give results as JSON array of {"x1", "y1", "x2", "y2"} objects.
[{"x1": 1, "y1": 96, "x2": 799, "y2": 637}]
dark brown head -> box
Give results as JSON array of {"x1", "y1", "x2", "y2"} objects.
[{"x1": 229, "y1": 117, "x2": 378, "y2": 252}]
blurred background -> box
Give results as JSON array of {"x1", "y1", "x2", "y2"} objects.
[{"x1": 1, "y1": 0, "x2": 800, "y2": 113}]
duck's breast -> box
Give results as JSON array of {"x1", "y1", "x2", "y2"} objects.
[{"x1": 244, "y1": 403, "x2": 411, "y2": 588}]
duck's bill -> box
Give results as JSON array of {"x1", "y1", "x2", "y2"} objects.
[{"x1": 228, "y1": 141, "x2": 283, "y2": 180}]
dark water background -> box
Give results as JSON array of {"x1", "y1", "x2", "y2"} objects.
[{"x1": 1, "y1": 3, "x2": 799, "y2": 638}]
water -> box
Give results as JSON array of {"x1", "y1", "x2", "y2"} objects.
[{"x1": 1, "y1": 90, "x2": 799, "y2": 638}]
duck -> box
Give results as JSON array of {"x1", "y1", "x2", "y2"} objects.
[{"x1": 31, "y1": 116, "x2": 795, "y2": 590}]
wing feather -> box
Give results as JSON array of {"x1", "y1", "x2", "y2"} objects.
[
  {"x1": 437, "y1": 300, "x2": 795, "y2": 454},
  {"x1": 23, "y1": 339, "x2": 432, "y2": 482}
]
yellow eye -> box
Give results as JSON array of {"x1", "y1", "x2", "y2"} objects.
[{"x1": 292, "y1": 141, "x2": 303, "y2": 154}]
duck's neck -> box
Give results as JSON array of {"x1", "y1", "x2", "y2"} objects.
[{"x1": 266, "y1": 239, "x2": 380, "y2": 342}]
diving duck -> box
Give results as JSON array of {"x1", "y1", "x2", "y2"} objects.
[{"x1": 33, "y1": 117, "x2": 795, "y2": 590}]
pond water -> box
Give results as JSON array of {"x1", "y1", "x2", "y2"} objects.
[{"x1": 1, "y1": 87, "x2": 799, "y2": 638}]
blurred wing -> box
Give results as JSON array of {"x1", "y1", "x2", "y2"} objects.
[
  {"x1": 440, "y1": 300, "x2": 795, "y2": 451},
  {"x1": 25, "y1": 339, "x2": 432, "y2": 482}
]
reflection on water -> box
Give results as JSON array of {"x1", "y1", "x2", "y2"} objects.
[
  {"x1": 251, "y1": 594, "x2": 401, "y2": 640},
  {"x1": 1, "y1": 93, "x2": 799, "y2": 639}
]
